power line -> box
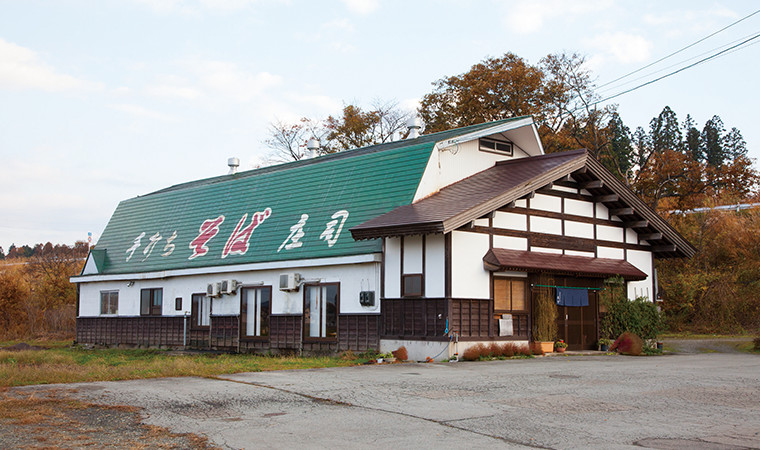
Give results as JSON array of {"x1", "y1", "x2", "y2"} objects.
[
  {"x1": 596, "y1": 30, "x2": 760, "y2": 95},
  {"x1": 597, "y1": 8, "x2": 760, "y2": 90},
  {"x1": 592, "y1": 32, "x2": 760, "y2": 106}
]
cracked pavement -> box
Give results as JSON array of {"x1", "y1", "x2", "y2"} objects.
[{"x1": 17, "y1": 352, "x2": 760, "y2": 449}]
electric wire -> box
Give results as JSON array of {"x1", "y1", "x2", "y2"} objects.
[{"x1": 597, "y1": 8, "x2": 760, "y2": 90}]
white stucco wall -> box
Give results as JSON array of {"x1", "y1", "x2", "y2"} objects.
[
  {"x1": 493, "y1": 211, "x2": 526, "y2": 231},
  {"x1": 493, "y1": 235, "x2": 528, "y2": 251},
  {"x1": 626, "y1": 250, "x2": 654, "y2": 300},
  {"x1": 403, "y1": 235, "x2": 423, "y2": 274},
  {"x1": 425, "y1": 234, "x2": 445, "y2": 298},
  {"x1": 384, "y1": 237, "x2": 401, "y2": 298},
  {"x1": 451, "y1": 231, "x2": 490, "y2": 299},
  {"x1": 530, "y1": 194, "x2": 561, "y2": 212},
  {"x1": 78, "y1": 260, "x2": 382, "y2": 317}
]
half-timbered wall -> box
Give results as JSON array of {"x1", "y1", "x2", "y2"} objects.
[
  {"x1": 451, "y1": 182, "x2": 655, "y2": 300},
  {"x1": 383, "y1": 234, "x2": 446, "y2": 300}
]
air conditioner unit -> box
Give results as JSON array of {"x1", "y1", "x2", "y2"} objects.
[
  {"x1": 359, "y1": 291, "x2": 375, "y2": 307},
  {"x1": 206, "y1": 282, "x2": 221, "y2": 298},
  {"x1": 279, "y1": 273, "x2": 301, "y2": 291},
  {"x1": 221, "y1": 279, "x2": 238, "y2": 295}
]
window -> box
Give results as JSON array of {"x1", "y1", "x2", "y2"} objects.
[
  {"x1": 479, "y1": 137, "x2": 513, "y2": 156},
  {"x1": 175, "y1": 297, "x2": 183, "y2": 311},
  {"x1": 494, "y1": 278, "x2": 526, "y2": 312},
  {"x1": 304, "y1": 283, "x2": 338, "y2": 339},
  {"x1": 402, "y1": 274, "x2": 423, "y2": 297},
  {"x1": 241, "y1": 286, "x2": 271, "y2": 338},
  {"x1": 100, "y1": 291, "x2": 118, "y2": 315},
  {"x1": 191, "y1": 293, "x2": 210, "y2": 329},
  {"x1": 140, "y1": 288, "x2": 163, "y2": 316}
]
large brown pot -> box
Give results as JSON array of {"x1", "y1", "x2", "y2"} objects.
[{"x1": 532, "y1": 341, "x2": 554, "y2": 353}]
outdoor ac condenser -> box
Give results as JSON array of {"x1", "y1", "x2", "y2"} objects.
[
  {"x1": 279, "y1": 273, "x2": 301, "y2": 291},
  {"x1": 221, "y1": 279, "x2": 238, "y2": 295},
  {"x1": 206, "y1": 282, "x2": 221, "y2": 297}
]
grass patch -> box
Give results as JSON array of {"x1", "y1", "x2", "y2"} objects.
[
  {"x1": 659, "y1": 332, "x2": 751, "y2": 340},
  {"x1": 0, "y1": 344, "x2": 361, "y2": 387},
  {"x1": 737, "y1": 341, "x2": 760, "y2": 354}
]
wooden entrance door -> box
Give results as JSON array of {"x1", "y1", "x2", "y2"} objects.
[{"x1": 556, "y1": 290, "x2": 598, "y2": 350}]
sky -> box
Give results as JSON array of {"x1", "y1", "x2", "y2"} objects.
[{"x1": 1, "y1": 0, "x2": 759, "y2": 251}]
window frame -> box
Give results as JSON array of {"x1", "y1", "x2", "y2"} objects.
[
  {"x1": 493, "y1": 277, "x2": 528, "y2": 313},
  {"x1": 479, "y1": 137, "x2": 514, "y2": 157},
  {"x1": 190, "y1": 293, "x2": 211, "y2": 330},
  {"x1": 303, "y1": 282, "x2": 340, "y2": 342},
  {"x1": 140, "y1": 288, "x2": 163, "y2": 316},
  {"x1": 401, "y1": 273, "x2": 424, "y2": 298},
  {"x1": 240, "y1": 285, "x2": 272, "y2": 341},
  {"x1": 99, "y1": 290, "x2": 119, "y2": 315}
]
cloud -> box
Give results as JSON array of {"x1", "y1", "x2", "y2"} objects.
[
  {"x1": 321, "y1": 18, "x2": 355, "y2": 33},
  {"x1": 184, "y1": 60, "x2": 282, "y2": 102},
  {"x1": 586, "y1": 32, "x2": 653, "y2": 64},
  {"x1": 504, "y1": 0, "x2": 613, "y2": 34},
  {"x1": 145, "y1": 83, "x2": 202, "y2": 100},
  {"x1": 0, "y1": 38, "x2": 101, "y2": 92},
  {"x1": 341, "y1": 0, "x2": 378, "y2": 15},
  {"x1": 109, "y1": 103, "x2": 179, "y2": 122}
]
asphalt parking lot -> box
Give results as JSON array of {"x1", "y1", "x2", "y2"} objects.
[{"x1": 22, "y1": 352, "x2": 759, "y2": 449}]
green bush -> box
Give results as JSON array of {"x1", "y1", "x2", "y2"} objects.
[{"x1": 601, "y1": 296, "x2": 664, "y2": 341}]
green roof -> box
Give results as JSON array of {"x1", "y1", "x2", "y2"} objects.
[{"x1": 88, "y1": 117, "x2": 528, "y2": 275}]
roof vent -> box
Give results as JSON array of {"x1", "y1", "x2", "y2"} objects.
[
  {"x1": 406, "y1": 117, "x2": 422, "y2": 139},
  {"x1": 227, "y1": 157, "x2": 240, "y2": 175},
  {"x1": 306, "y1": 138, "x2": 320, "y2": 159}
]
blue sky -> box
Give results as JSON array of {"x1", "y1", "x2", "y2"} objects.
[{"x1": 1, "y1": 0, "x2": 758, "y2": 250}]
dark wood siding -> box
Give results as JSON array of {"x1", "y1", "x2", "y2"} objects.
[
  {"x1": 381, "y1": 298, "x2": 448, "y2": 339},
  {"x1": 209, "y1": 315, "x2": 238, "y2": 351},
  {"x1": 338, "y1": 314, "x2": 379, "y2": 351},
  {"x1": 76, "y1": 316, "x2": 185, "y2": 347},
  {"x1": 450, "y1": 299, "x2": 491, "y2": 338},
  {"x1": 269, "y1": 315, "x2": 301, "y2": 349}
]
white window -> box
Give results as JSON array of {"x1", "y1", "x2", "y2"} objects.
[
  {"x1": 241, "y1": 287, "x2": 271, "y2": 338},
  {"x1": 479, "y1": 137, "x2": 513, "y2": 156},
  {"x1": 100, "y1": 290, "x2": 118, "y2": 315},
  {"x1": 191, "y1": 293, "x2": 211, "y2": 329}
]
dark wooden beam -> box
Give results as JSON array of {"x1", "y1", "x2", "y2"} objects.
[
  {"x1": 627, "y1": 220, "x2": 649, "y2": 228},
  {"x1": 520, "y1": 191, "x2": 535, "y2": 200},
  {"x1": 595, "y1": 194, "x2": 619, "y2": 203},
  {"x1": 478, "y1": 211, "x2": 495, "y2": 220},
  {"x1": 651, "y1": 244, "x2": 677, "y2": 253},
  {"x1": 580, "y1": 180, "x2": 603, "y2": 190},
  {"x1": 573, "y1": 167, "x2": 587, "y2": 175},
  {"x1": 639, "y1": 233, "x2": 662, "y2": 241},
  {"x1": 610, "y1": 207, "x2": 634, "y2": 216}
]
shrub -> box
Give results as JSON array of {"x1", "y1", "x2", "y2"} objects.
[
  {"x1": 610, "y1": 332, "x2": 643, "y2": 356},
  {"x1": 462, "y1": 343, "x2": 485, "y2": 361},
  {"x1": 754, "y1": 337, "x2": 760, "y2": 351},
  {"x1": 601, "y1": 295, "x2": 664, "y2": 340},
  {"x1": 487, "y1": 342, "x2": 502, "y2": 357},
  {"x1": 500, "y1": 343, "x2": 515, "y2": 357},
  {"x1": 516, "y1": 345, "x2": 532, "y2": 356},
  {"x1": 391, "y1": 346, "x2": 407, "y2": 361}
]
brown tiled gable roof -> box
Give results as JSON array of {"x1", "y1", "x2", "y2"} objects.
[
  {"x1": 483, "y1": 248, "x2": 648, "y2": 281},
  {"x1": 350, "y1": 149, "x2": 696, "y2": 258}
]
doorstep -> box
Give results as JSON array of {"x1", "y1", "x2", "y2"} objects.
[{"x1": 545, "y1": 350, "x2": 610, "y2": 357}]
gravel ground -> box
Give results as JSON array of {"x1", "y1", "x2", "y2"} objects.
[
  {"x1": 11, "y1": 350, "x2": 760, "y2": 449},
  {"x1": 664, "y1": 336, "x2": 754, "y2": 354}
]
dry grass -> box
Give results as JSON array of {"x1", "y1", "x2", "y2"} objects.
[
  {"x1": 0, "y1": 389, "x2": 213, "y2": 448},
  {"x1": 0, "y1": 344, "x2": 361, "y2": 387}
]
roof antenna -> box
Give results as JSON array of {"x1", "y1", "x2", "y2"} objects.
[
  {"x1": 227, "y1": 157, "x2": 240, "y2": 174},
  {"x1": 406, "y1": 117, "x2": 423, "y2": 139}
]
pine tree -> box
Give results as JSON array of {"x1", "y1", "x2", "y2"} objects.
[
  {"x1": 723, "y1": 127, "x2": 748, "y2": 161},
  {"x1": 649, "y1": 106, "x2": 682, "y2": 153},
  {"x1": 701, "y1": 115, "x2": 727, "y2": 167},
  {"x1": 682, "y1": 114, "x2": 702, "y2": 161}
]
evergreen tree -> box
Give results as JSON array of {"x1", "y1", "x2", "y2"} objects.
[
  {"x1": 701, "y1": 115, "x2": 727, "y2": 167},
  {"x1": 602, "y1": 112, "x2": 634, "y2": 180},
  {"x1": 682, "y1": 114, "x2": 702, "y2": 161},
  {"x1": 0, "y1": 246, "x2": 5, "y2": 260},
  {"x1": 723, "y1": 127, "x2": 748, "y2": 161},
  {"x1": 632, "y1": 126, "x2": 651, "y2": 170},
  {"x1": 649, "y1": 106, "x2": 682, "y2": 153}
]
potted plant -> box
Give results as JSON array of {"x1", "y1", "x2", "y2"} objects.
[
  {"x1": 554, "y1": 340, "x2": 568, "y2": 353},
  {"x1": 598, "y1": 338, "x2": 613, "y2": 352},
  {"x1": 531, "y1": 274, "x2": 557, "y2": 353}
]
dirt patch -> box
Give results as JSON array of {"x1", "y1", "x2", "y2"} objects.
[
  {"x1": 664, "y1": 337, "x2": 754, "y2": 354},
  {"x1": 0, "y1": 388, "x2": 216, "y2": 449},
  {"x1": 1, "y1": 343, "x2": 48, "y2": 352}
]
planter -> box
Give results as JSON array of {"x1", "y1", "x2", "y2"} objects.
[
  {"x1": 656, "y1": 342, "x2": 663, "y2": 350},
  {"x1": 555, "y1": 347, "x2": 566, "y2": 353},
  {"x1": 532, "y1": 341, "x2": 554, "y2": 353},
  {"x1": 599, "y1": 344, "x2": 609, "y2": 352}
]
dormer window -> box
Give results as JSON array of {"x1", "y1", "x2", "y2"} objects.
[{"x1": 480, "y1": 137, "x2": 513, "y2": 156}]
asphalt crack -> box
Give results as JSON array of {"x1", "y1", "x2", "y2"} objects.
[{"x1": 211, "y1": 376, "x2": 550, "y2": 449}]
